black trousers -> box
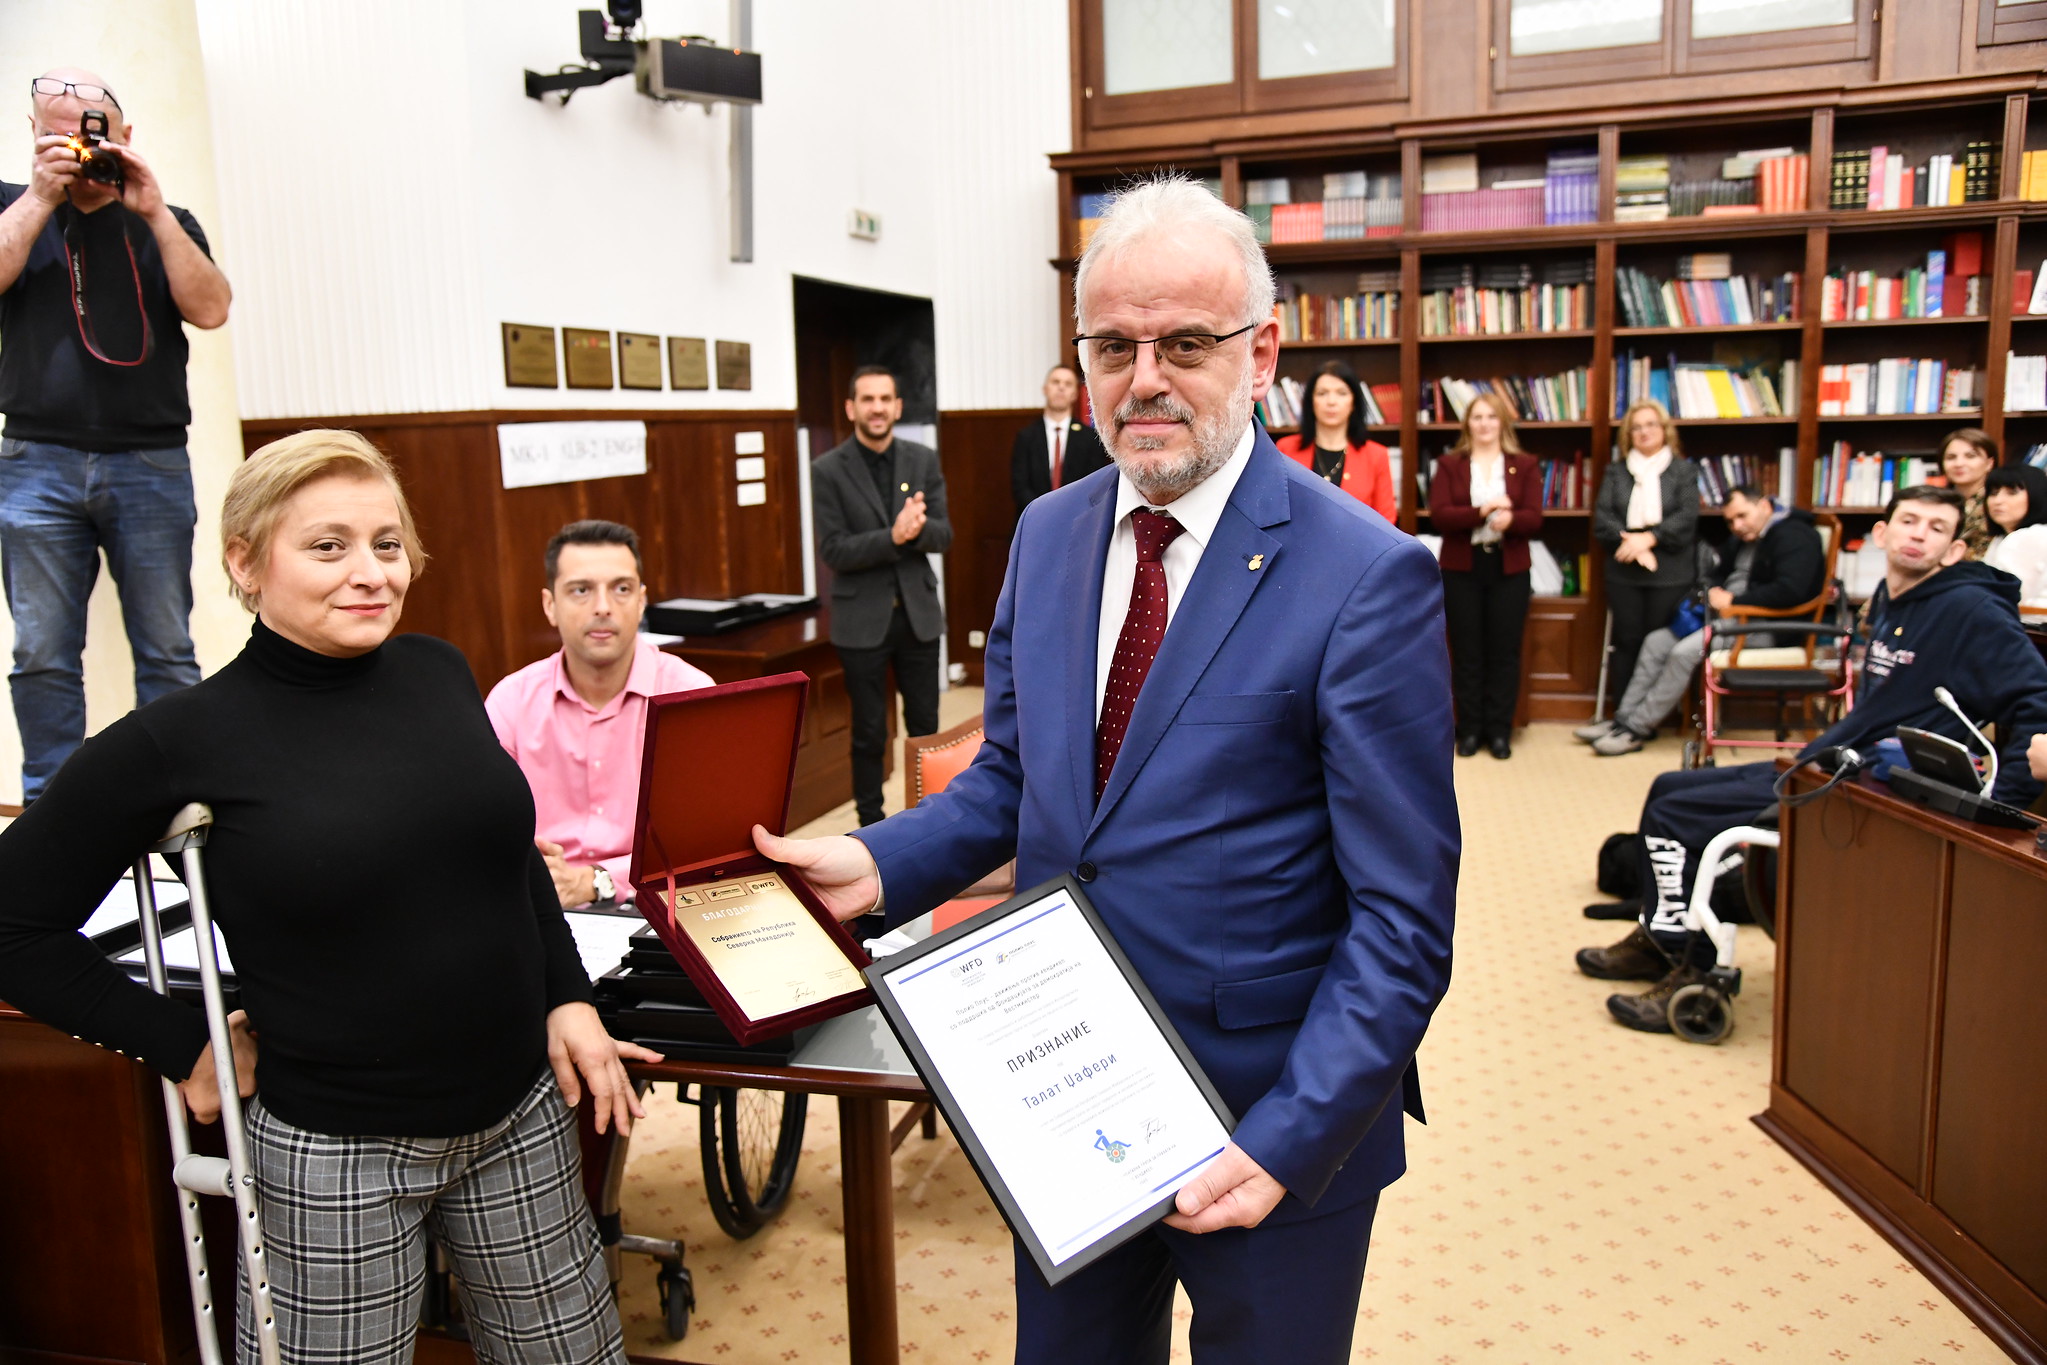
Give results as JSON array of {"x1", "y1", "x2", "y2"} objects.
[
  {"x1": 1634, "y1": 761, "x2": 1779, "y2": 969},
  {"x1": 1441, "y1": 551, "x2": 1531, "y2": 742},
  {"x1": 836, "y1": 605, "x2": 941, "y2": 824},
  {"x1": 1604, "y1": 578, "x2": 1691, "y2": 718}
]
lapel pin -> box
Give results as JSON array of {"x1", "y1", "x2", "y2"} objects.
[
  {"x1": 1248, "y1": 554, "x2": 1264, "y2": 571},
  {"x1": 900, "y1": 482, "x2": 910, "y2": 492}
]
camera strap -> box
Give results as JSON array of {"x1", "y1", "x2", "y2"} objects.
[{"x1": 61, "y1": 205, "x2": 151, "y2": 368}]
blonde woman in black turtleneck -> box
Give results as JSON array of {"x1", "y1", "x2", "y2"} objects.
[{"x1": 0, "y1": 430, "x2": 654, "y2": 1364}]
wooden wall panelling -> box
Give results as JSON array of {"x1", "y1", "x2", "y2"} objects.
[
  {"x1": 936, "y1": 409, "x2": 1039, "y2": 687},
  {"x1": 241, "y1": 411, "x2": 802, "y2": 692},
  {"x1": 1782, "y1": 800, "x2": 1946, "y2": 1185},
  {"x1": 1934, "y1": 848, "x2": 2047, "y2": 1301}
]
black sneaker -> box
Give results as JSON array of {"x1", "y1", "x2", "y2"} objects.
[{"x1": 1605, "y1": 961, "x2": 1708, "y2": 1033}]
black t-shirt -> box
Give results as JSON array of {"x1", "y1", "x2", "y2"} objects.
[
  {"x1": 0, "y1": 182, "x2": 210, "y2": 451},
  {"x1": 862, "y1": 438, "x2": 896, "y2": 509}
]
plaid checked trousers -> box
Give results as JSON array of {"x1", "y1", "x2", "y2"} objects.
[{"x1": 236, "y1": 1069, "x2": 627, "y2": 1365}]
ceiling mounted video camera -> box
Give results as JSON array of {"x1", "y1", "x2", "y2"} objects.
[{"x1": 524, "y1": 2, "x2": 761, "y2": 108}]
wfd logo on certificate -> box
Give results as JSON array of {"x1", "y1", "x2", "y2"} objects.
[{"x1": 879, "y1": 890, "x2": 1233, "y2": 1269}]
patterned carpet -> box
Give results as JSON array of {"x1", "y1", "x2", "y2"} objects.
[{"x1": 611, "y1": 702, "x2": 2003, "y2": 1363}]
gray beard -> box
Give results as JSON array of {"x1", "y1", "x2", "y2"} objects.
[{"x1": 1103, "y1": 364, "x2": 1255, "y2": 501}]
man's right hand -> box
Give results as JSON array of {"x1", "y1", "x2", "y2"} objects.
[
  {"x1": 752, "y1": 824, "x2": 881, "y2": 921},
  {"x1": 30, "y1": 134, "x2": 83, "y2": 207},
  {"x1": 891, "y1": 492, "x2": 927, "y2": 546},
  {"x1": 176, "y1": 1009, "x2": 258, "y2": 1124}
]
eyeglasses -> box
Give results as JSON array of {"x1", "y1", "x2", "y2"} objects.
[
  {"x1": 30, "y1": 78, "x2": 120, "y2": 111},
  {"x1": 1069, "y1": 324, "x2": 1257, "y2": 375}
]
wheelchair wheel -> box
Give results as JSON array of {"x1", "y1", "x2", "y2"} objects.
[
  {"x1": 657, "y1": 1263, "x2": 694, "y2": 1341},
  {"x1": 1668, "y1": 983, "x2": 1734, "y2": 1044},
  {"x1": 699, "y1": 1088, "x2": 807, "y2": 1239}
]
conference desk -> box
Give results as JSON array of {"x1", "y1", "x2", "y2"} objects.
[{"x1": 1762, "y1": 767, "x2": 2047, "y2": 1363}]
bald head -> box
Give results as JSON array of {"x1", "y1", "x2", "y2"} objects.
[{"x1": 30, "y1": 67, "x2": 124, "y2": 137}]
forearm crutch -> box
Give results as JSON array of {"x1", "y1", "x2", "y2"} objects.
[{"x1": 132, "y1": 802, "x2": 280, "y2": 1365}]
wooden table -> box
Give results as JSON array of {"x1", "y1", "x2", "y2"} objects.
[
  {"x1": 618, "y1": 1054, "x2": 933, "y2": 1365},
  {"x1": 1761, "y1": 768, "x2": 2047, "y2": 1363},
  {"x1": 661, "y1": 608, "x2": 891, "y2": 829}
]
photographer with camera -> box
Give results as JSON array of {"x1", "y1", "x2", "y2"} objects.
[{"x1": 0, "y1": 69, "x2": 230, "y2": 800}]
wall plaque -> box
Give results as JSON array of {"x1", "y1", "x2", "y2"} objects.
[
  {"x1": 563, "y1": 328, "x2": 615, "y2": 389},
  {"x1": 715, "y1": 340, "x2": 752, "y2": 391},
  {"x1": 668, "y1": 337, "x2": 710, "y2": 390},
  {"x1": 619, "y1": 332, "x2": 663, "y2": 390},
  {"x1": 501, "y1": 324, "x2": 559, "y2": 388},
  {"x1": 497, "y1": 420, "x2": 649, "y2": 490}
]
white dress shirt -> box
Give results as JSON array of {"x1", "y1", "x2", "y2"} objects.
[
  {"x1": 1095, "y1": 423, "x2": 1257, "y2": 720},
  {"x1": 1468, "y1": 455, "x2": 1506, "y2": 546},
  {"x1": 1044, "y1": 414, "x2": 1070, "y2": 483}
]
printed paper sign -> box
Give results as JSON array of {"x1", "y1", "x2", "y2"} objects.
[{"x1": 497, "y1": 420, "x2": 648, "y2": 490}]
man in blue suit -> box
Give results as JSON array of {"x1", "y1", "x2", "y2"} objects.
[{"x1": 757, "y1": 176, "x2": 1458, "y2": 1364}]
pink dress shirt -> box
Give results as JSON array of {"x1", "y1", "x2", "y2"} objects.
[{"x1": 485, "y1": 640, "x2": 714, "y2": 901}]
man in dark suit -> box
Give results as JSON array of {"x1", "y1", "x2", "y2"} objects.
[
  {"x1": 1012, "y1": 362, "x2": 1111, "y2": 517},
  {"x1": 761, "y1": 179, "x2": 1457, "y2": 1363},
  {"x1": 811, "y1": 364, "x2": 953, "y2": 825}
]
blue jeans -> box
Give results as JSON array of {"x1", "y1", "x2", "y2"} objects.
[{"x1": 0, "y1": 437, "x2": 200, "y2": 799}]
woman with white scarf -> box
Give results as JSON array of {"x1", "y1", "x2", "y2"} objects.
[{"x1": 1592, "y1": 401, "x2": 1700, "y2": 720}]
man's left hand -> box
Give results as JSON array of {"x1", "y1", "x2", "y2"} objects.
[
  {"x1": 546, "y1": 1001, "x2": 663, "y2": 1135},
  {"x1": 104, "y1": 140, "x2": 166, "y2": 221},
  {"x1": 1706, "y1": 586, "x2": 1734, "y2": 612},
  {"x1": 1164, "y1": 1141, "x2": 1287, "y2": 1233}
]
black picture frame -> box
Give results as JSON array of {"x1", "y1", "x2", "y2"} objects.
[{"x1": 863, "y1": 874, "x2": 1236, "y2": 1287}]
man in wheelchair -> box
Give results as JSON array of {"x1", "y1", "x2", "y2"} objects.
[
  {"x1": 1577, "y1": 483, "x2": 1827, "y2": 756},
  {"x1": 1577, "y1": 485, "x2": 2047, "y2": 1033}
]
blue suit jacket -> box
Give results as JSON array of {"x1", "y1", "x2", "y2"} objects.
[{"x1": 856, "y1": 430, "x2": 1459, "y2": 1219}]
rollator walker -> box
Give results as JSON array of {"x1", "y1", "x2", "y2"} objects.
[{"x1": 131, "y1": 803, "x2": 281, "y2": 1365}]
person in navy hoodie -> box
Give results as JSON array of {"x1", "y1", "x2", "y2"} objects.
[{"x1": 1576, "y1": 484, "x2": 2047, "y2": 1033}]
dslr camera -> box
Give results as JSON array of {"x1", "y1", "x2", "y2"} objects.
[{"x1": 66, "y1": 110, "x2": 124, "y2": 190}]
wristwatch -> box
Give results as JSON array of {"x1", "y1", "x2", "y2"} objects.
[{"x1": 590, "y1": 864, "x2": 615, "y2": 905}]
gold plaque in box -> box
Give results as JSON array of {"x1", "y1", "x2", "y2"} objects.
[
  {"x1": 715, "y1": 340, "x2": 752, "y2": 391},
  {"x1": 667, "y1": 337, "x2": 710, "y2": 390},
  {"x1": 563, "y1": 328, "x2": 615, "y2": 389},
  {"x1": 619, "y1": 332, "x2": 663, "y2": 390},
  {"x1": 501, "y1": 324, "x2": 559, "y2": 389}
]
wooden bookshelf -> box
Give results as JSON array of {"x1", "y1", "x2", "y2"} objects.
[{"x1": 1052, "y1": 76, "x2": 2047, "y2": 719}]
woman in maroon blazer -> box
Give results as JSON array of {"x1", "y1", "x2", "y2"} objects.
[{"x1": 1429, "y1": 393, "x2": 1545, "y2": 759}]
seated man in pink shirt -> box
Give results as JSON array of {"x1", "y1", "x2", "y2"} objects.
[{"x1": 486, "y1": 520, "x2": 713, "y2": 908}]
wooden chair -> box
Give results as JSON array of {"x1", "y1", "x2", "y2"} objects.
[
  {"x1": 886, "y1": 714, "x2": 1013, "y2": 1152},
  {"x1": 1689, "y1": 513, "x2": 1854, "y2": 767}
]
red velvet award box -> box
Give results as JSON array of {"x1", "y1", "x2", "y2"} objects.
[{"x1": 628, "y1": 671, "x2": 874, "y2": 1045}]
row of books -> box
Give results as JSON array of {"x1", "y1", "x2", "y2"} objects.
[
  {"x1": 1820, "y1": 265, "x2": 1987, "y2": 321},
  {"x1": 2018, "y1": 152, "x2": 2047, "y2": 202},
  {"x1": 1695, "y1": 452, "x2": 1791, "y2": 508},
  {"x1": 1827, "y1": 143, "x2": 1999, "y2": 210},
  {"x1": 1418, "y1": 184, "x2": 1544, "y2": 233},
  {"x1": 1612, "y1": 353, "x2": 1799, "y2": 420},
  {"x1": 1413, "y1": 453, "x2": 1590, "y2": 510},
  {"x1": 1812, "y1": 445, "x2": 1947, "y2": 508},
  {"x1": 2006, "y1": 353, "x2": 2047, "y2": 412},
  {"x1": 1251, "y1": 198, "x2": 1404, "y2": 243},
  {"x1": 1614, "y1": 266, "x2": 1801, "y2": 328},
  {"x1": 1256, "y1": 374, "x2": 1403, "y2": 430},
  {"x1": 1816, "y1": 359, "x2": 1983, "y2": 415},
  {"x1": 1273, "y1": 280, "x2": 1401, "y2": 342},
  {"x1": 1420, "y1": 368, "x2": 1593, "y2": 424},
  {"x1": 1420, "y1": 281, "x2": 1590, "y2": 335}
]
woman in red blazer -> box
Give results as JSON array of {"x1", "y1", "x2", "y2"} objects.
[
  {"x1": 1429, "y1": 393, "x2": 1545, "y2": 759},
  {"x1": 1275, "y1": 360, "x2": 1396, "y2": 521}
]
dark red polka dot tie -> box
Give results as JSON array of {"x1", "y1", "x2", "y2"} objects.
[{"x1": 1097, "y1": 507, "x2": 1184, "y2": 802}]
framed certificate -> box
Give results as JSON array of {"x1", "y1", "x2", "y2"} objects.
[{"x1": 865, "y1": 876, "x2": 1235, "y2": 1286}]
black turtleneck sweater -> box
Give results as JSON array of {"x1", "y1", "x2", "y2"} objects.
[{"x1": 0, "y1": 621, "x2": 592, "y2": 1137}]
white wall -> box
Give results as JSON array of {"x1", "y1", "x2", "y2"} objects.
[
  {"x1": 197, "y1": 0, "x2": 1072, "y2": 419},
  {"x1": 0, "y1": 0, "x2": 250, "y2": 806}
]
